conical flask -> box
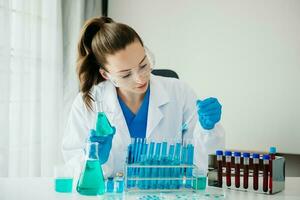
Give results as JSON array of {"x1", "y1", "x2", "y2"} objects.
[
  {"x1": 95, "y1": 112, "x2": 115, "y2": 136},
  {"x1": 76, "y1": 141, "x2": 105, "y2": 195}
]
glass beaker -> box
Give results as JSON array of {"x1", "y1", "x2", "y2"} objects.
[
  {"x1": 54, "y1": 165, "x2": 74, "y2": 193},
  {"x1": 76, "y1": 142, "x2": 105, "y2": 195}
]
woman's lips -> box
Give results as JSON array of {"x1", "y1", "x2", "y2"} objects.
[{"x1": 137, "y1": 82, "x2": 147, "y2": 88}]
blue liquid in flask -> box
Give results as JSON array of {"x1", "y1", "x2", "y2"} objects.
[{"x1": 76, "y1": 142, "x2": 105, "y2": 195}]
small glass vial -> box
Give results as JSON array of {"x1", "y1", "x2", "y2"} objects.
[
  {"x1": 252, "y1": 153, "x2": 260, "y2": 191},
  {"x1": 106, "y1": 177, "x2": 114, "y2": 193},
  {"x1": 225, "y1": 151, "x2": 232, "y2": 187},
  {"x1": 234, "y1": 152, "x2": 241, "y2": 188},
  {"x1": 242, "y1": 152, "x2": 250, "y2": 189},
  {"x1": 115, "y1": 172, "x2": 124, "y2": 193},
  {"x1": 216, "y1": 150, "x2": 223, "y2": 188},
  {"x1": 263, "y1": 154, "x2": 270, "y2": 193}
]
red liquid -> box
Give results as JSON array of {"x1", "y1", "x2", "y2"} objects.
[
  {"x1": 243, "y1": 165, "x2": 249, "y2": 189},
  {"x1": 253, "y1": 163, "x2": 259, "y2": 190},
  {"x1": 235, "y1": 164, "x2": 240, "y2": 188},
  {"x1": 217, "y1": 160, "x2": 223, "y2": 187},
  {"x1": 226, "y1": 162, "x2": 231, "y2": 187},
  {"x1": 269, "y1": 154, "x2": 275, "y2": 193},
  {"x1": 263, "y1": 164, "x2": 269, "y2": 192}
]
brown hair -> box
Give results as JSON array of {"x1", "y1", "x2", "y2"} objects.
[{"x1": 76, "y1": 16, "x2": 143, "y2": 111}]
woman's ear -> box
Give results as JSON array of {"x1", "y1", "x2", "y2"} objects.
[{"x1": 99, "y1": 68, "x2": 109, "y2": 80}]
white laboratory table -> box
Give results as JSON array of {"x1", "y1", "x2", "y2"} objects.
[{"x1": 0, "y1": 177, "x2": 299, "y2": 200}]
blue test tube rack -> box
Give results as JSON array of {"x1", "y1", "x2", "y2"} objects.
[{"x1": 124, "y1": 140, "x2": 198, "y2": 192}]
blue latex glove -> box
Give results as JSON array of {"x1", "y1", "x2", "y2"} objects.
[
  {"x1": 197, "y1": 97, "x2": 222, "y2": 130},
  {"x1": 89, "y1": 128, "x2": 115, "y2": 164}
]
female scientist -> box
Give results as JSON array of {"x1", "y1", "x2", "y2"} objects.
[{"x1": 62, "y1": 16, "x2": 225, "y2": 177}]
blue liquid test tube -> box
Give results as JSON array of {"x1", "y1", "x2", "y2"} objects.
[
  {"x1": 132, "y1": 138, "x2": 139, "y2": 187},
  {"x1": 145, "y1": 142, "x2": 155, "y2": 189},
  {"x1": 138, "y1": 142, "x2": 148, "y2": 189},
  {"x1": 126, "y1": 143, "x2": 133, "y2": 188},
  {"x1": 165, "y1": 144, "x2": 174, "y2": 189},
  {"x1": 185, "y1": 144, "x2": 194, "y2": 188},
  {"x1": 172, "y1": 143, "x2": 181, "y2": 189},
  {"x1": 180, "y1": 145, "x2": 187, "y2": 188},
  {"x1": 151, "y1": 143, "x2": 161, "y2": 189},
  {"x1": 158, "y1": 142, "x2": 168, "y2": 189}
]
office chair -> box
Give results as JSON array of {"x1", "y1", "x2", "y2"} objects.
[{"x1": 151, "y1": 69, "x2": 179, "y2": 79}]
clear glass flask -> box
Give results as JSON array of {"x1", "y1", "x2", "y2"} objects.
[{"x1": 76, "y1": 142, "x2": 105, "y2": 195}]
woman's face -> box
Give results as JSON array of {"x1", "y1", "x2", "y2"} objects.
[{"x1": 100, "y1": 40, "x2": 152, "y2": 94}]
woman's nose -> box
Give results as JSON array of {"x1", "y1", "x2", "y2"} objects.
[{"x1": 132, "y1": 71, "x2": 144, "y2": 83}]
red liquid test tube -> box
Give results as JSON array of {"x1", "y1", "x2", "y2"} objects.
[
  {"x1": 242, "y1": 152, "x2": 250, "y2": 189},
  {"x1": 263, "y1": 154, "x2": 270, "y2": 192},
  {"x1": 234, "y1": 152, "x2": 241, "y2": 188},
  {"x1": 216, "y1": 150, "x2": 223, "y2": 187},
  {"x1": 269, "y1": 147, "x2": 276, "y2": 194},
  {"x1": 252, "y1": 153, "x2": 260, "y2": 191},
  {"x1": 225, "y1": 151, "x2": 232, "y2": 187}
]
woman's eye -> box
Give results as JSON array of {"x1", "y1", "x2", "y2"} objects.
[
  {"x1": 140, "y1": 64, "x2": 147, "y2": 69},
  {"x1": 122, "y1": 73, "x2": 131, "y2": 78}
]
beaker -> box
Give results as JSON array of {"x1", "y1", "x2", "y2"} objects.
[{"x1": 54, "y1": 164, "x2": 73, "y2": 193}]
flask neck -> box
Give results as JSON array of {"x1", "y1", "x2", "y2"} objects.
[{"x1": 86, "y1": 142, "x2": 99, "y2": 160}]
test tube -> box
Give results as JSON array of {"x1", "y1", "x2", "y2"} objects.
[
  {"x1": 234, "y1": 152, "x2": 241, "y2": 188},
  {"x1": 180, "y1": 145, "x2": 187, "y2": 188},
  {"x1": 269, "y1": 147, "x2": 276, "y2": 194},
  {"x1": 252, "y1": 153, "x2": 260, "y2": 191},
  {"x1": 158, "y1": 142, "x2": 168, "y2": 189},
  {"x1": 242, "y1": 152, "x2": 250, "y2": 189},
  {"x1": 138, "y1": 142, "x2": 148, "y2": 189},
  {"x1": 151, "y1": 142, "x2": 161, "y2": 189},
  {"x1": 173, "y1": 143, "x2": 181, "y2": 189},
  {"x1": 145, "y1": 142, "x2": 155, "y2": 189},
  {"x1": 126, "y1": 143, "x2": 133, "y2": 188},
  {"x1": 263, "y1": 154, "x2": 270, "y2": 192},
  {"x1": 216, "y1": 150, "x2": 223, "y2": 188},
  {"x1": 225, "y1": 151, "x2": 232, "y2": 187},
  {"x1": 185, "y1": 144, "x2": 194, "y2": 188},
  {"x1": 165, "y1": 144, "x2": 175, "y2": 189}
]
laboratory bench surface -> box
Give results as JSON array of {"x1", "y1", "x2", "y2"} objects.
[{"x1": 0, "y1": 177, "x2": 299, "y2": 200}]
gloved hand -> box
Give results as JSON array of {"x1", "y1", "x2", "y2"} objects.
[
  {"x1": 197, "y1": 97, "x2": 222, "y2": 130},
  {"x1": 89, "y1": 128, "x2": 115, "y2": 165}
]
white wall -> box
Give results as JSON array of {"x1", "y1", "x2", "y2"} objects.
[{"x1": 109, "y1": 0, "x2": 300, "y2": 154}]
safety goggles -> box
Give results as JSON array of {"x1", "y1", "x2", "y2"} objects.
[{"x1": 105, "y1": 48, "x2": 155, "y2": 87}]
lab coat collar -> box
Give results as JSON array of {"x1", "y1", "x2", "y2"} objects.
[{"x1": 146, "y1": 75, "x2": 170, "y2": 139}]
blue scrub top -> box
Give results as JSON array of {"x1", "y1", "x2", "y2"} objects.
[{"x1": 117, "y1": 86, "x2": 150, "y2": 138}]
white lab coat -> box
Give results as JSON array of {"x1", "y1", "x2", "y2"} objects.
[{"x1": 62, "y1": 75, "x2": 225, "y2": 178}]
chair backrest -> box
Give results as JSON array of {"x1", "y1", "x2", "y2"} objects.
[{"x1": 151, "y1": 69, "x2": 179, "y2": 79}]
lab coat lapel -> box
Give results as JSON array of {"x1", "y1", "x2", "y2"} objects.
[
  {"x1": 146, "y1": 75, "x2": 170, "y2": 139},
  {"x1": 101, "y1": 81, "x2": 131, "y2": 145}
]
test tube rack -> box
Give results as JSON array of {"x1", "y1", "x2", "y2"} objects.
[
  {"x1": 207, "y1": 153, "x2": 285, "y2": 194},
  {"x1": 124, "y1": 163, "x2": 198, "y2": 192}
]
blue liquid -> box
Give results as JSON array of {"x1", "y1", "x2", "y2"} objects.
[
  {"x1": 193, "y1": 176, "x2": 207, "y2": 190},
  {"x1": 76, "y1": 160, "x2": 105, "y2": 195},
  {"x1": 55, "y1": 178, "x2": 73, "y2": 193},
  {"x1": 116, "y1": 180, "x2": 124, "y2": 193},
  {"x1": 186, "y1": 144, "x2": 194, "y2": 188},
  {"x1": 106, "y1": 178, "x2": 114, "y2": 192}
]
